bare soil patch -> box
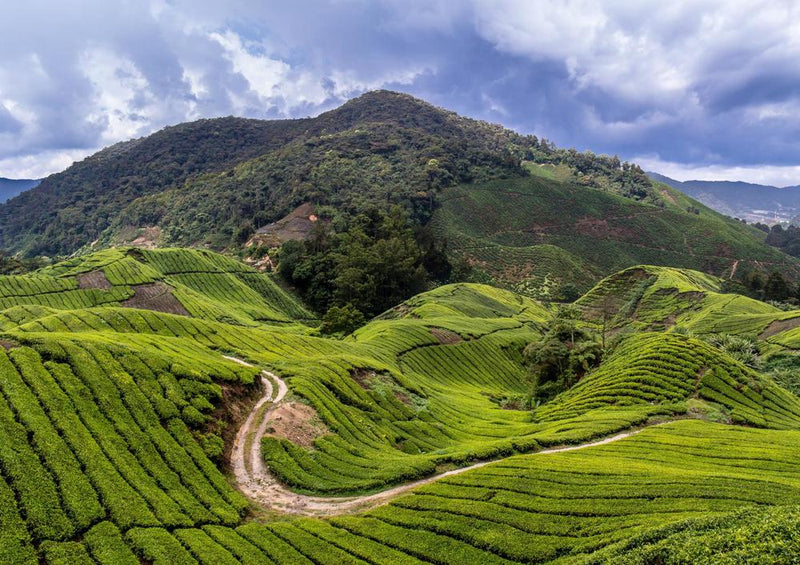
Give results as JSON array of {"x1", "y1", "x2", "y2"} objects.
[
  {"x1": 349, "y1": 369, "x2": 415, "y2": 406},
  {"x1": 392, "y1": 390, "x2": 413, "y2": 406},
  {"x1": 250, "y1": 203, "x2": 320, "y2": 247},
  {"x1": 0, "y1": 339, "x2": 19, "y2": 350},
  {"x1": 121, "y1": 282, "x2": 190, "y2": 316},
  {"x1": 760, "y1": 317, "x2": 800, "y2": 340},
  {"x1": 430, "y1": 327, "x2": 463, "y2": 344},
  {"x1": 265, "y1": 402, "x2": 328, "y2": 448},
  {"x1": 76, "y1": 270, "x2": 112, "y2": 290},
  {"x1": 573, "y1": 216, "x2": 634, "y2": 239},
  {"x1": 130, "y1": 226, "x2": 160, "y2": 249},
  {"x1": 661, "y1": 313, "x2": 678, "y2": 328}
]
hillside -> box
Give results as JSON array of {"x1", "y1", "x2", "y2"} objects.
[
  {"x1": 434, "y1": 174, "x2": 800, "y2": 296},
  {"x1": 0, "y1": 247, "x2": 312, "y2": 328},
  {"x1": 0, "y1": 177, "x2": 39, "y2": 203},
  {"x1": 3, "y1": 251, "x2": 800, "y2": 563},
  {"x1": 1, "y1": 91, "x2": 795, "y2": 303},
  {"x1": 649, "y1": 171, "x2": 800, "y2": 224},
  {"x1": 0, "y1": 92, "x2": 531, "y2": 256}
]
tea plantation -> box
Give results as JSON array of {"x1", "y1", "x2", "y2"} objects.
[
  {"x1": 432, "y1": 177, "x2": 800, "y2": 296},
  {"x1": 3, "y1": 248, "x2": 800, "y2": 563}
]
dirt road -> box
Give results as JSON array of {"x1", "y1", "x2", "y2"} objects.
[{"x1": 225, "y1": 355, "x2": 664, "y2": 516}]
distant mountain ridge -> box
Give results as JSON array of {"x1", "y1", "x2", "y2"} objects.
[
  {"x1": 0, "y1": 177, "x2": 39, "y2": 203},
  {"x1": 648, "y1": 172, "x2": 800, "y2": 223}
]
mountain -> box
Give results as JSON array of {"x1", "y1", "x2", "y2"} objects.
[
  {"x1": 0, "y1": 177, "x2": 39, "y2": 203},
  {"x1": 435, "y1": 173, "x2": 799, "y2": 296},
  {"x1": 1, "y1": 91, "x2": 797, "y2": 297},
  {"x1": 648, "y1": 171, "x2": 800, "y2": 223},
  {"x1": 0, "y1": 91, "x2": 531, "y2": 256},
  {"x1": 2, "y1": 251, "x2": 800, "y2": 563}
]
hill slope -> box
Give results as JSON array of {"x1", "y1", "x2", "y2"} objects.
[
  {"x1": 0, "y1": 92, "x2": 530, "y2": 256},
  {"x1": 0, "y1": 247, "x2": 312, "y2": 326},
  {"x1": 3, "y1": 252, "x2": 800, "y2": 562},
  {"x1": 1, "y1": 91, "x2": 796, "y2": 300},
  {"x1": 435, "y1": 176, "x2": 800, "y2": 296},
  {"x1": 576, "y1": 264, "x2": 800, "y2": 341}
]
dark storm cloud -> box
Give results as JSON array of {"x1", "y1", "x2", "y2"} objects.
[{"x1": 1, "y1": 0, "x2": 800, "y2": 184}]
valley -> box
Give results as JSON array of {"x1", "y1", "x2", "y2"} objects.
[
  {"x1": 2, "y1": 94, "x2": 800, "y2": 565},
  {"x1": 2, "y1": 247, "x2": 800, "y2": 563}
]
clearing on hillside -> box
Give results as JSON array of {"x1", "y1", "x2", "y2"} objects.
[{"x1": 121, "y1": 282, "x2": 190, "y2": 316}]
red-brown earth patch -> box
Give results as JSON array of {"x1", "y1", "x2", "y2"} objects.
[
  {"x1": 76, "y1": 270, "x2": 112, "y2": 290},
  {"x1": 265, "y1": 402, "x2": 328, "y2": 448},
  {"x1": 430, "y1": 327, "x2": 464, "y2": 344},
  {"x1": 121, "y1": 282, "x2": 190, "y2": 316},
  {"x1": 760, "y1": 317, "x2": 800, "y2": 340}
]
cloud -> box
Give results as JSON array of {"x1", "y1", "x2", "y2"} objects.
[
  {"x1": 0, "y1": 149, "x2": 92, "y2": 180},
  {"x1": 1, "y1": 1, "x2": 799, "y2": 183},
  {"x1": 0, "y1": 103, "x2": 24, "y2": 135},
  {"x1": 0, "y1": 0, "x2": 442, "y2": 177},
  {"x1": 464, "y1": 0, "x2": 800, "y2": 171}
]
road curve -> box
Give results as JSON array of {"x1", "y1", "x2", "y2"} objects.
[{"x1": 224, "y1": 355, "x2": 665, "y2": 516}]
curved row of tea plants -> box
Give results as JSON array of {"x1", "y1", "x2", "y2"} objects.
[
  {"x1": 4, "y1": 250, "x2": 800, "y2": 563},
  {"x1": 15, "y1": 421, "x2": 800, "y2": 564},
  {"x1": 534, "y1": 332, "x2": 800, "y2": 428},
  {"x1": 0, "y1": 247, "x2": 312, "y2": 326}
]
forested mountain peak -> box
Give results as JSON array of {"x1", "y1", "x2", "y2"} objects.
[{"x1": 0, "y1": 90, "x2": 530, "y2": 257}]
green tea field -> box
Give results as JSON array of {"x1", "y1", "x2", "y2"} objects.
[{"x1": 2, "y1": 248, "x2": 800, "y2": 564}]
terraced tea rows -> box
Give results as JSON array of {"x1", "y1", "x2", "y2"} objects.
[
  {"x1": 535, "y1": 332, "x2": 800, "y2": 427},
  {"x1": 0, "y1": 335, "x2": 261, "y2": 563},
  {"x1": 577, "y1": 265, "x2": 781, "y2": 332},
  {"x1": 14, "y1": 421, "x2": 800, "y2": 564},
  {"x1": 0, "y1": 247, "x2": 312, "y2": 326},
  {"x1": 432, "y1": 177, "x2": 800, "y2": 294},
  {"x1": 4, "y1": 249, "x2": 800, "y2": 564}
]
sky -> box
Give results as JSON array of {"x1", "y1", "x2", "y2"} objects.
[{"x1": 1, "y1": 0, "x2": 800, "y2": 185}]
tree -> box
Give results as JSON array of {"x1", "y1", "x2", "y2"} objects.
[
  {"x1": 234, "y1": 221, "x2": 254, "y2": 244},
  {"x1": 742, "y1": 271, "x2": 765, "y2": 299},
  {"x1": 320, "y1": 304, "x2": 366, "y2": 335},
  {"x1": 276, "y1": 240, "x2": 305, "y2": 282},
  {"x1": 598, "y1": 294, "x2": 617, "y2": 350},
  {"x1": 523, "y1": 306, "x2": 602, "y2": 404},
  {"x1": 276, "y1": 206, "x2": 438, "y2": 318},
  {"x1": 558, "y1": 283, "x2": 581, "y2": 303},
  {"x1": 764, "y1": 271, "x2": 791, "y2": 302}
]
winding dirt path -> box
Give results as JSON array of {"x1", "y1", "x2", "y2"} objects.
[{"x1": 225, "y1": 355, "x2": 666, "y2": 516}]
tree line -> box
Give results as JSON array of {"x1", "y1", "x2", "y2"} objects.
[{"x1": 277, "y1": 206, "x2": 451, "y2": 333}]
